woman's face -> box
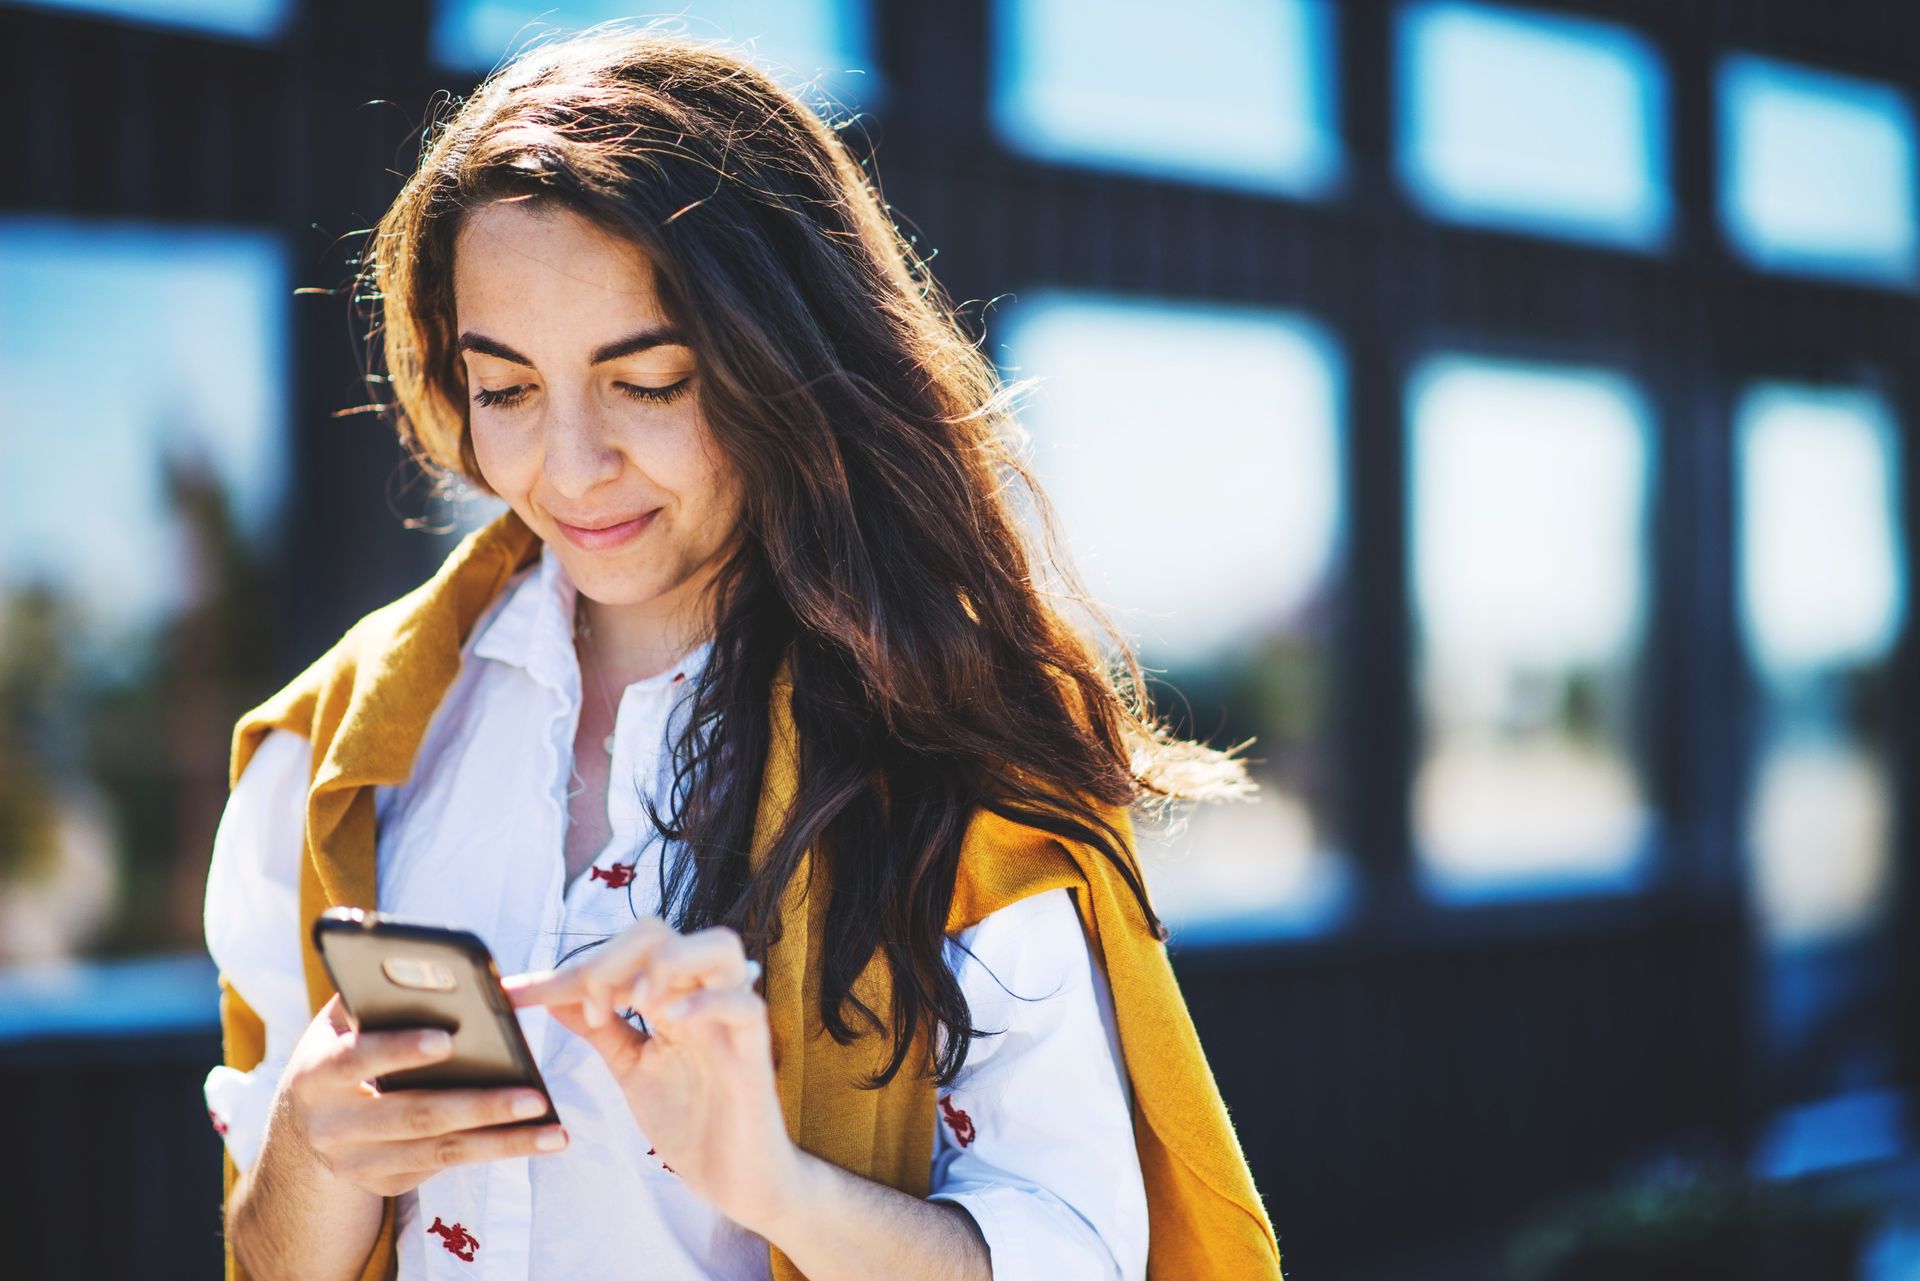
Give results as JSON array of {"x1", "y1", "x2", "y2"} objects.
[{"x1": 453, "y1": 199, "x2": 744, "y2": 631}]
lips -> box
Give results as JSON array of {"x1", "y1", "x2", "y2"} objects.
[{"x1": 553, "y1": 508, "x2": 660, "y2": 551}]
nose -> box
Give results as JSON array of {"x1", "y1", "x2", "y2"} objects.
[{"x1": 541, "y1": 399, "x2": 627, "y2": 501}]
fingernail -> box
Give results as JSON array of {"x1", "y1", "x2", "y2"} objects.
[
  {"x1": 419, "y1": 1030, "x2": 452, "y2": 1054},
  {"x1": 629, "y1": 976, "x2": 650, "y2": 1007},
  {"x1": 661, "y1": 996, "x2": 692, "y2": 1021},
  {"x1": 585, "y1": 1002, "x2": 606, "y2": 1028},
  {"x1": 536, "y1": 1127, "x2": 568, "y2": 1151},
  {"x1": 512, "y1": 1092, "x2": 545, "y2": 1119}
]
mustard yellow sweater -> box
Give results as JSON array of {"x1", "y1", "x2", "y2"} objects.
[{"x1": 217, "y1": 508, "x2": 1283, "y2": 1280}]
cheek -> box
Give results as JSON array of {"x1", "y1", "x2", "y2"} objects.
[
  {"x1": 647, "y1": 415, "x2": 735, "y2": 517},
  {"x1": 687, "y1": 444, "x2": 747, "y2": 535},
  {"x1": 469, "y1": 417, "x2": 537, "y2": 497}
]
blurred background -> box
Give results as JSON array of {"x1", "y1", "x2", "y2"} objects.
[{"x1": 2, "y1": 0, "x2": 1918, "y2": 1277}]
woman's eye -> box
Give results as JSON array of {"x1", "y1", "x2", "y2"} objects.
[
  {"x1": 618, "y1": 378, "x2": 692, "y2": 406},
  {"x1": 473, "y1": 385, "x2": 529, "y2": 409},
  {"x1": 471, "y1": 380, "x2": 691, "y2": 410}
]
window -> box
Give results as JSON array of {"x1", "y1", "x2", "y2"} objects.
[
  {"x1": 990, "y1": 0, "x2": 1340, "y2": 198},
  {"x1": 2, "y1": 0, "x2": 291, "y2": 40},
  {"x1": 1396, "y1": 0, "x2": 1670, "y2": 249},
  {"x1": 1719, "y1": 54, "x2": 1918, "y2": 286},
  {"x1": 0, "y1": 216, "x2": 289, "y2": 961},
  {"x1": 1737, "y1": 383, "x2": 1905, "y2": 945},
  {"x1": 430, "y1": 1, "x2": 880, "y2": 111},
  {"x1": 996, "y1": 289, "x2": 1349, "y2": 937},
  {"x1": 0, "y1": 218, "x2": 290, "y2": 643},
  {"x1": 1406, "y1": 354, "x2": 1656, "y2": 899}
]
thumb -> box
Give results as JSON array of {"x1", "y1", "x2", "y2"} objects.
[{"x1": 321, "y1": 991, "x2": 352, "y2": 1035}]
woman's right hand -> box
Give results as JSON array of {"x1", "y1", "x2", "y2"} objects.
[{"x1": 268, "y1": 992, "x2": 569, "y2": 1198}]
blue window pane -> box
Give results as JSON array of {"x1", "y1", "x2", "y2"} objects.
[
  {"x1": 0, "y1": 217, "x2": 290, "y2": 647},
  {"x1": 1407, "y1": 355, "x2": 1657, "y2": 899},
  {"x1": 1737, "y1": 384, "x2": 1905, "y2": 945},
  {"x1": 991, "y1": 0, "x2": 1340, "y2": 198},
  {"x1": 430, "y1": 1, "x2": 880, "y2": 111},
  {"x1": 1396, "y1": 1, "x2": 1670, "y2": 249},
  {"x1": 2, "y1": 0, "x2": 290, "y2": 40},
  {"x1": 0, "y1": 217, "x2": 289, "y2": 962},
  {"x1": 1719, "y1": 55, "x2": 1919, "y2": 286},
  {"x1": 999, "y1": 290, "x2": 1349, "y2": 937}
]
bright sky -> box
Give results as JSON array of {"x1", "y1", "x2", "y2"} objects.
[
  {"x1": 994, "y1": 0, "x2": 1339, "y2": 197},
  {"x1": 1738, "y1": 384, "x2": 1905, "y2": 675},
  {"x1": 430, "y1": 0, "x2": 879, "y2": 110},
  {"x1": 1408, "y1": 354, "x2": 1652, "y2": 671},
  {"x1": 1002, "y1": 289, "x2": 1344, "y2": 667},
  {"x1": 1398, "y1": 0, "x2": 1670, "y2": 248},
  {"x1": 0, "y1": 217, "x2": 289, "y2": 648},
  {"x1": 1722, "y1": 53, "x2": 1918, "y2": 284}
]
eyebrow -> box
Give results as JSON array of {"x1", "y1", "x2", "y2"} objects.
[{"x1": 456, "y1": 325, "x2": 690, "y2": 368}]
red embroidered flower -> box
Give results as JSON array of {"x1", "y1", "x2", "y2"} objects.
[
  {"x1": 591, "y1": 862, "x2": 636, "y2": 889},
  {"x1": 647, "y1": 1146, "x2": 676, "y2": 1174},
  {"x1": 939, "y1": 1095, "x2": 975, "y2": 1147},
  {"x1": 673, "y1": 672, "x2": 685, "y2": 682},
  {"x1": 429, "y1": 1216, "x2": 480, "y2": 1262},
  {"x1": 207, "y1": 1108, "x2": 229, "y2": 1137}
]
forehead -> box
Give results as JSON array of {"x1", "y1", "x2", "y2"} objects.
[{"x1": 452, "y1": 199, "x2": 666, "y2": 322}]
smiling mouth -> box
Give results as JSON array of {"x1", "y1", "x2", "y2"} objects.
[
  {"x1": 566, "y1": 512, "x2": 654, "y2": 531},
  {"x1": 553, "y1": 508, "x2": 661, "y2": 550}
]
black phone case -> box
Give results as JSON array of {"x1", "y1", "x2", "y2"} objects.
[{"x1": 311, "y1": 907, "x2": 560, "y2": 1127}]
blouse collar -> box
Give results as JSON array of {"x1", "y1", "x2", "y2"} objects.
[{"x1": 470, "y1": 540, "x2": 714, "y2": 698}]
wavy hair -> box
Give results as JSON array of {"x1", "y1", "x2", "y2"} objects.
[{"x1": 358, "y1": 23, "x2": 1255, "y2": 1087}]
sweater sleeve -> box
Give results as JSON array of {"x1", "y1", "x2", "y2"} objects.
[
  {"x1": 202, "y1": 727, "x2": 314, "y2": 1175},
  {"x1": 929, "y1": 886, "x2": 1149, "y2": 1281}
]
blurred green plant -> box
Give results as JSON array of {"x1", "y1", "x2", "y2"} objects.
[
  {"x1": 0, "y1": 585, "x2": 74, "y2": 886},
  {"x1": 1506, "y1": 1153, "x2": 1875, "y2": 1281}
]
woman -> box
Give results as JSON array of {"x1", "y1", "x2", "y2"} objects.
[{"x1": 202, "y1": 24, "x2": 1281, "y2": 1281}]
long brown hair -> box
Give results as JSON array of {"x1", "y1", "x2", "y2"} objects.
[{"x1": 359, "y1": 23, "x2": 1254, "y2": 1086}]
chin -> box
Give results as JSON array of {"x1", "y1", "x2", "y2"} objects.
[
  {"x1": 572, "y1": 560, "x2": 681, "y2": 605},
  {"x1": 569, "y1": 570, "x2": 659, "y2": 605}
]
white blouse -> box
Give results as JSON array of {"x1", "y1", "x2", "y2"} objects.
[{"x1": 202, "y1": 542, "x2": 1148, "y2": 1281}]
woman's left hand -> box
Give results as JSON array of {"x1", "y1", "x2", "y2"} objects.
[{"x1": 500, "y1": 920, "x2": 799, "y2": 1233}]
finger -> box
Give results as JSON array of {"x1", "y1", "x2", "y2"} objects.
[
  {"x1": 347, "y1": 1087, "x2": 554, "y2": 1142},
  {"x1": 329, "y1": 1026, "x2": 456, "y2": 1088},
  {"x1": 322, "y1": 992, "x2": 352, "y2": 1035},
  {"x1": 510, "y1": 919, "x2": 676, "y2": 1028},
  {"x1": 573, "y1": 918, "x2": 677, "y2": 1027},
  {"x1": 501, "y1": 968, "x2": 581, "y2": 1009},
  {"x1": 631, "y1": 927, "x2": 750, "y2": 1010},
  {"x1": 652, "y1": 986, "x2": 769, "y2": 1046},
  {"x1": 365, "y1": 1121, "x2": 570, "y2": 1178}
]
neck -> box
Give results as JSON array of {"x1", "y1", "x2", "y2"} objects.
[{"x1": 575, "y1": 585, "x2": 712, "y2": 684}]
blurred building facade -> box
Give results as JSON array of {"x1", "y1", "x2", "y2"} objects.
[{"x1": 2, "y1": 1, "x2": 1918, "y2": 1278}]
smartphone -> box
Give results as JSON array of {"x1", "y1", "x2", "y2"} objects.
[{"x1": 311, "y1": 907, "x2": 560, "y2": 1127}]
